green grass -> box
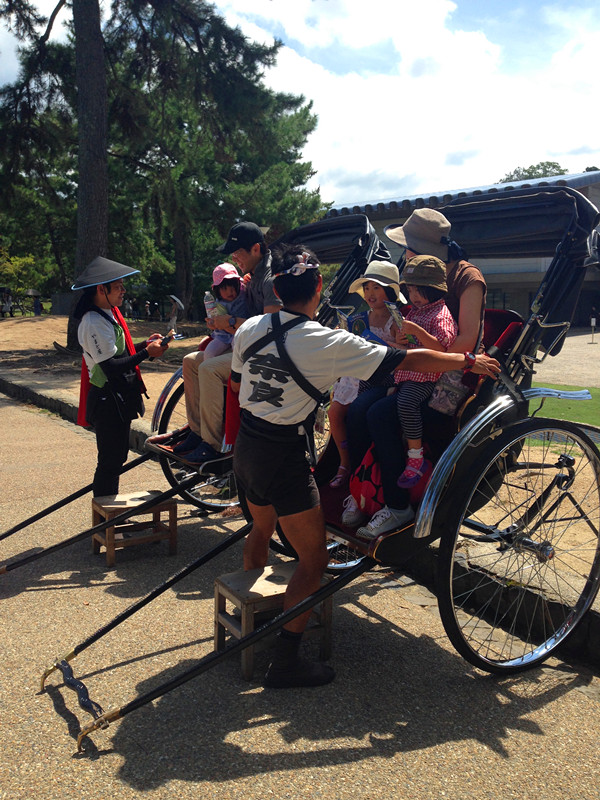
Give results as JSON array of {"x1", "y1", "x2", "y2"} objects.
[{"x1": 530, "y1": 382, "x2": 600, "y2": 427}]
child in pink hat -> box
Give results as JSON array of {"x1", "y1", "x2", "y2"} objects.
[{"x1": 204, "y1": 263, "x2": 249, "y2": 359}]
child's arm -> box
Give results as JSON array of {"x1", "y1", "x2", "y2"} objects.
[{"x1": 396, "y1": 320, "x2": 445, "y2": 350}]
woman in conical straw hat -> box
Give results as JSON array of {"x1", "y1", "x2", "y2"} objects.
[{"x1": 72, "y1": 257, "x2": 169, "y2": 497}]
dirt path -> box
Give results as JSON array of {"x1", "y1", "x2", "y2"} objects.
[{"x1": 1, "y1": 315, "x2": 598, "y2": 389}]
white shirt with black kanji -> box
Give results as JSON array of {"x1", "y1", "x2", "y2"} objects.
[{"x1": 231, "y1": 311, "x2": 390, "y2": 427}]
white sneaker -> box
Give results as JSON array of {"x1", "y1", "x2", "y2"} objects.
[
  {"x1": 341, "y1": 495, "x2": 367, "y2": 528},
  {"x1": 357, "y1": 505, "x2": 414, "y2": 539}
]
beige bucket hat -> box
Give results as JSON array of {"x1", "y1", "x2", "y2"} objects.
[{"x1": 384, "y1": 208, "x2": 451, "y2": 261}]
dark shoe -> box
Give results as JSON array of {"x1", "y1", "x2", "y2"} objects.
[
  {"x1": 182, "y1": 441, "x2": 220, "y2": 464},
  {"x1": 173, "y1": 430, "x2": 203, "y2": 454},
  {"x1": 264, "y1": 656, "x2": 335, "y2": 688}
]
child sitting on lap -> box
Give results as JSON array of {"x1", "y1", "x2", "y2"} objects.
[
  {"x1": 204, "y1": 263, "x2": 249, "y2": 359},
  {"x1": 394, "y1": 255, "x2": 457, "y2": 487}
]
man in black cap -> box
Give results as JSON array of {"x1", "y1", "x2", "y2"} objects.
[
  {"x1": 72, "y1": 257, "x2": 168, "y2": 496},
  {"x1": 175, "y1": 222, "x2": 281, "y2": 463}
]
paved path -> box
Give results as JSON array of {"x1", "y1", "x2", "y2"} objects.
[{"x1": 2, "y1": 396, "x2": 600, "y2": 799}]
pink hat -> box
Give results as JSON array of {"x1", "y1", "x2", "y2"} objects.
[{"x1": 212, "y1": 262, "x2": 241, "y2": 286}]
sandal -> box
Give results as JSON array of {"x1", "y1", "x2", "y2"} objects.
[{"x1": 329, "y1": 465, "x2": 350, "y2": 489}]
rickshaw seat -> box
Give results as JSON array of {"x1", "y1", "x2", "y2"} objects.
[
  {"x1": 224, "y1": 376, "x2": 241, "y2": 446},
  {"x1": 482, "y1": 308, "x2": 523, "y2": 353}
]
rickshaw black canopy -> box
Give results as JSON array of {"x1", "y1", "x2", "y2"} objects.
[
  {"x1": 275, "y1": 213, "x2": 389, "y2": 265},
  {"x1": 441, "y1": 186, "x2": 599, "y2": 260}
]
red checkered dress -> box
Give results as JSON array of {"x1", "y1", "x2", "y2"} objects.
[{"x1": 394, "y1": 299, "x2": 457, "y2": 383}]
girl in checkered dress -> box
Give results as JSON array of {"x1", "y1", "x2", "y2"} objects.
[{"x1": 394, "y1": 255, "x2": 457, "y2": 487}]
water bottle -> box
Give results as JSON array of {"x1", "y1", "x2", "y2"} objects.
[{"x1": 204, "y1": 290, "x2": 217, "y2": 318}]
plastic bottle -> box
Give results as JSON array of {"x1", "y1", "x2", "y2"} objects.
[{"x1": 204, "y1": 290, "x2": 217, "y2": 318}]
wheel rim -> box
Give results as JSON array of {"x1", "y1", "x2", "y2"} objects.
[
  {"x1": 441, "y1": 421, "x2": 600, "y2": 671},
  {"x1": 157, "y1": 383, "x2": 239, "y2": 510}
]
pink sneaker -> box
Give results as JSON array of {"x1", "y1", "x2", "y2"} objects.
[{"x1": 397, "y1": 459, "x2": 428, "y2": 489}]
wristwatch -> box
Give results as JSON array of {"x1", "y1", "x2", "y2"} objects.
[
  {"x1": 228, "y1": 315, "x2": 237, "y2": 329},
  {"x1": 463, "y1": 351, "x2": 476, "y2": 371}
]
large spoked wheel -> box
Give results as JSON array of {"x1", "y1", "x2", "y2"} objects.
[
  {"x1": 437, "y1": 418, "x2": 600, "y2": 674},
  {"x1": 157, "y1": 383, "x2": 239, "y2": 511}
]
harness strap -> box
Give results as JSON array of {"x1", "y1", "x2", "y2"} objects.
[
  {"x1": 271, "y1": 313, "x2": 329, "y2": 405},
  {"x1": 241, "y1": 315, "x2": 304, "y2": 362}
]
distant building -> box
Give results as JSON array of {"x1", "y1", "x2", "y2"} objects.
[{"x1": 327, "y1": 171, "x2": 600, "y2": 324}]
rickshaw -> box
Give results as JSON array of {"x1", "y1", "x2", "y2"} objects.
[
  {"x1": 9, "y1": 184, "x2": 599, "y2": 749},
  {"x1": 150, "y1": 184, "x2": 600, "y2": 676}
]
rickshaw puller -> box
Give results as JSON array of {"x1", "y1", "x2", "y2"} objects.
[{"x1": 230, "y1": 243, "x2": 501, "y2": 688}]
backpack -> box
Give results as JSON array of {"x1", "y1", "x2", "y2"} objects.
[
  {"x1": 348, "y1": 443, "x2": 435, "y2": 516},
  {"x1": 349, "y1": 444, "x2": 384, "y2": 516}
]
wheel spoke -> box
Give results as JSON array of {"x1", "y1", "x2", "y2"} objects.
[
  {"x1": 156, "y1": 383, "x2": 239, "y2": 510},
  {"x1": 438, "y1": 420, "x2": 600, "y2": 673}
]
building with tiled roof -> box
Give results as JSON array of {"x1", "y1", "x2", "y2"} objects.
[{"x1": 327, "y1": 172, "x2": 600, "y2": 324}]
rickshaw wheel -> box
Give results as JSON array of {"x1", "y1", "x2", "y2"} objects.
[
  {"x1": 437, "y1": 418, "x2": 600, "y2": 674},
  {"x1": 157, "y1": 383, "x2": 239, "y2": 511}
]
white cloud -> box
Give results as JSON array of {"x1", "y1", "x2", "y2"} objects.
[
  {"x1": 3, "y1": 1, "x2": 600, "y2": 205},
  {"x1": 213, "y1": 0, "x2": 600, "y2": 205}
]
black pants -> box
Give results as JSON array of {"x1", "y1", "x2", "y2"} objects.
[{"x1": 87, "y1": 387, "x2": 130, "y2": 497}]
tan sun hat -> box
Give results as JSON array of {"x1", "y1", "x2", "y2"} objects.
[
  {"x1": 384, "y1": 208, "x2": 451, "y2": 261},
  {"x1": 400, "y1": 255, "x2": 448, "y2": 293},
  {"x1": 348, "y1": 260, "x2": 406, "y2": 302}
]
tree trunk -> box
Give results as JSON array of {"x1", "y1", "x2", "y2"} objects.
[
  {"x1": 67, "y1": 0, "x2": 108, "y2": 350},
  {"x1": 173, "y1": 220, "x2": 194, "y2": 315}
]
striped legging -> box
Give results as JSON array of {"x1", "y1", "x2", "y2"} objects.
[{"x1": 395, "y1": 380, "x2": 436, "y2": 440}]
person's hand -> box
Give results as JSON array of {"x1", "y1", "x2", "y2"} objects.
[
  {"x1": 146, "y1": 338, "x2": 168, "y2": 358},
  {"x1": 146, "y1": 333, "x2": 163, "y2": 343},
  {"x1": 395, "y1": 320, "x2": 420, "y2": 347},
  {"x1": 206, "y1": 314, "x2": 231, "y2": 331},
  {"x1": 471, "y1": 354, "x2": 501, "y2": 377}
]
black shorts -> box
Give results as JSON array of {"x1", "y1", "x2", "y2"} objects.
[{"x1": 233, "y1": 413, "x2": 319, "y2": 518}]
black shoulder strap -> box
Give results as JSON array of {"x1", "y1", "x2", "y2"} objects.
[
  {"x1": 241, "y1": 314, "x2": 305, "y2": 363},
  {"x1": 271, "y1": 313, "x2": 328, "y2": 405},
  {"x1": 89, "y1": 305, "x2": 120, "y2": 328}
]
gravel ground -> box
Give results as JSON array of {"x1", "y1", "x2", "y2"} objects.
[
  {"x1": 2, "y1": 316, "x2": 600, "y2": 799},
  {"x1": 2, "y1": 396, "x2": 600, "y2": 800}
]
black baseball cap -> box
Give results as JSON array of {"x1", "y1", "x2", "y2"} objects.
[{"x1": 217, "y1": 221, "x2": 265, "y2": 254}]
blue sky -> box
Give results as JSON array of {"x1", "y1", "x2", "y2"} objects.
[{"x1": 2, "y1": 0, "x2": 600, "y2": 207}]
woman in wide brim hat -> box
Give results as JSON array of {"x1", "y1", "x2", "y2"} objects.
[
  {"x1": 340, "y1": 210, "x2": 488, "y2": 540},
  {"x1": 72, "y1": 256, "x2": 168, "y2": 497},
  {"x1": 384, "y1": 209, "x2": 486, "y2": 352}
]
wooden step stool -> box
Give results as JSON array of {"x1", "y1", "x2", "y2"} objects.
[
  {"x1": 214, "y1": 562, "x2": 333, "y2": 680},
  {"x1": 92, "y1": 491, "x2": 177, "y2": 567}
]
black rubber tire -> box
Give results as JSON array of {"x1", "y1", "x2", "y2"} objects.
[
  {"x1": 437, "y1": 418, "x2": 600, "y2": 674},
  {"x1": 157, "y1": 383, "x2": 238, "y2": 511}
]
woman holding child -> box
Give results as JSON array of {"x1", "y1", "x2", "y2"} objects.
[{"x1": 342, "y1": 207, "x2": 487, "y2": 539}]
